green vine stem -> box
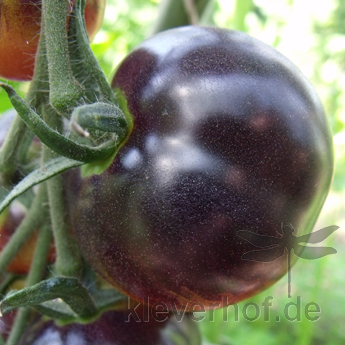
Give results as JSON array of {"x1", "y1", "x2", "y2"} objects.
[
  {"x1": 0, "y1": 116, "x2": 27, "y2": 186},
  {"x1": 42, "y1": 0, "x2": 85, "y2": 116},
  {"x1": 233, "y1": 0, "x2": 253, "y2": 32},
  {"x1": 5, "y1": 308, "x2": 30, "y2": 345},
  {"x1": 0, "y1": 23, "x2": 49, "y2": 185},
  {"x1": 42, "y1": 107, "x2": 82, "y2": 278},
  {"x1": 16, "y1": 28, "x2": 50, "y2": 167},
  {"x1": 68, "y1": 0, "x2": 116, "y2": 104},
  {"x1": 0, "y1": 185, "x2": 48, "y2": 275},
  {"x1": 46, "y1": 173, "x2": 82, "y2": 277},
  {"x1": 149, "y1": 0, "x2": 212, "y2": 35},
  {"x1": 0, "y1": 84, "x2": 121, "y2": 163},
  {"x1": 183, "y1": 0, "x2": 200, "y2": 24},
  {"x1": 0, "y1": 274, "x2": 18, "y2": 297},
  {"x1": 25, "y1": 222, "x2": 53, "y2": 287},
  {"x1": 6, "y1": 221, "x2": 53, "y2": 345},
  {"x1": 0, "y1": 23, "x2": 49, "y2": 186}
]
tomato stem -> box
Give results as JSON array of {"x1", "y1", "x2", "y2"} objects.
[
  {"x1": 0, "y1": 274, "x2": 19, "y2": 297},
  {"x1": 68, "y1": 0, "x2": 116, "y2": 105},
  {"x1": 149, "y1": 0, "x2": 211, "y2": 35},
  {"x1": 42, "y1": 0, "x2": 85, "y2": 116},
  {"x1": 25, "y1": 223, "x2": 53, "y2": 288},
  {"x1": 0, "y1": 185, "x2": 48, "y2": 275},
  {"x1": 46, "y1": 173, "x2": 82, "y2": 277},
  {"x1": 6, "y1": 221, "x2": 54, "y2": 345},
  {"x1": 41, "y1": 109, "x2": 82, "y2": 278},
  {"x1": 0, "y1": 116, "x2": 28, "y2": 185},
  {"x1": 0, "y1": 84, "x2": 121, "y2": 163},
  {"x1": 5, "y1": 307, "x2": 30, "y2": 345},
  {"x1": 0, "y1": 27, "x2": 49, "y2": 186}
]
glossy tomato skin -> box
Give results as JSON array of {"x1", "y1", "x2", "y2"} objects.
[
  {"x1": 68, "y1": 26, "x2": 334, "y2": 310},
  {"x1": 0, "y1": 0, "x2": 105, "y2": 81},
  {"x1": 18, "y1": 311, "x2": 201, "y2": 345}
]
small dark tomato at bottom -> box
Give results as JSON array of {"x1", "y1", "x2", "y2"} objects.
[{"x1": 17, "y1": 310, "x2": 201, "y2": 345}]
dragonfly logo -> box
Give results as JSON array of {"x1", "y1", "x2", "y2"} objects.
[{"x1": 237, "y1": 223, "x2": 339, "y2": 297}]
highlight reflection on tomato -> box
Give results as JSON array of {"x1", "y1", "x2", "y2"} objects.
[{"x1": 68, "y1": 26, "x2": 334, "y2": 310}]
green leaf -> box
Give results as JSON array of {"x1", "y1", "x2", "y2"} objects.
[
  {"x1": 0, "y1": 157, "x2": 83, "y2": 215},
  {"x1": 34, "y1": 301, "x2": 76, "y2": 322},
  {"x1": 0, "y1": 84, "x2": 120, "y2": 163},
  {"x1": 0, "y1": 277, "x2": 97, "y2": 320},
  {"x1": 92, "y1": 289, "x2": 127, "y2": 312}
]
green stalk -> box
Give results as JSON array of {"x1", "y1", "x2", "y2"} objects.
[
  {"x1": 25, "y1": 31, "x2": 50, "y2": 108},
  {"x1": 42, "y1": 0, "x2": 84, "y2": 116},
  {"x1": 42, "y1": 106, "x2": 81, "y2": 277},
  {"x1": 233, "y1": 0, "x2": 253, "y2": 32},
  {"x1": 0, "y1": 185, "x2": 48, "y2": 274},
  {"x1": 5, "y1": 308, "x2": 29, "y2": 345},
  {"x1": 0, "y1": 20, "x2": 50, "y2": 185},
  {"x1": 0, "y1": 84, "x2": 119, "y2": 163},
  {"x1": 0, "y1": 115, "x2": 27, "y2": 185},
  {"x1": 25, "y1": 222, "x2": 53, "y2": 286},
  {"x1": 16, "y1": 28, "x2": 50, "y2": 167},
  {"x1": 6, "y1": 221, "x2": 53, "y2": 345},
  {"x1": 150, "y1": 0, "x2": 212, "y2": 36},
  {"x1": 46, "y1": 172, "x2": 82, "y2": 277},
  {"x1": 68, "y1": 0, "x2": 116, "y2": 104},
  {"x1": 0, "y1": 274, "x2": 18, "y2": 296}
]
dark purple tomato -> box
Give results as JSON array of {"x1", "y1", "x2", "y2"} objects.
[
  {"x1": 18, "y1": 310, "x2": 201, "y2": 345},
  {"x1": 67, "y1": 26, "x2": 333, "y2": 310}
]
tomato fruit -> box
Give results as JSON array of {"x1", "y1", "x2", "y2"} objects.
[
  {"x1": 0, "y1": 0, "x2": 105, "y2": 81},
  {"x1": 68, "y1": 26, "x2": 333, "y2": 310},
  {"x1": 18, "y1": 310, "x2": 201, "y2": 345}
]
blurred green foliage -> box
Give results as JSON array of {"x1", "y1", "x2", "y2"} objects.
[{"x1": 0, "y1": 1, "x2": 344, "y2": 343}]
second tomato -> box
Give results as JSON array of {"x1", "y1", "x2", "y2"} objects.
[{"x1": 0, "y1": 0, "x2": 105, "y2": 81}]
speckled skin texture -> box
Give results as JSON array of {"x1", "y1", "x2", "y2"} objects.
[
  {"x1": 67, "y1": 26, "x2": 333, "y2": 310},
  {"x1": 18, "y1": 311, "x2": 201, "y2": 345}
]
